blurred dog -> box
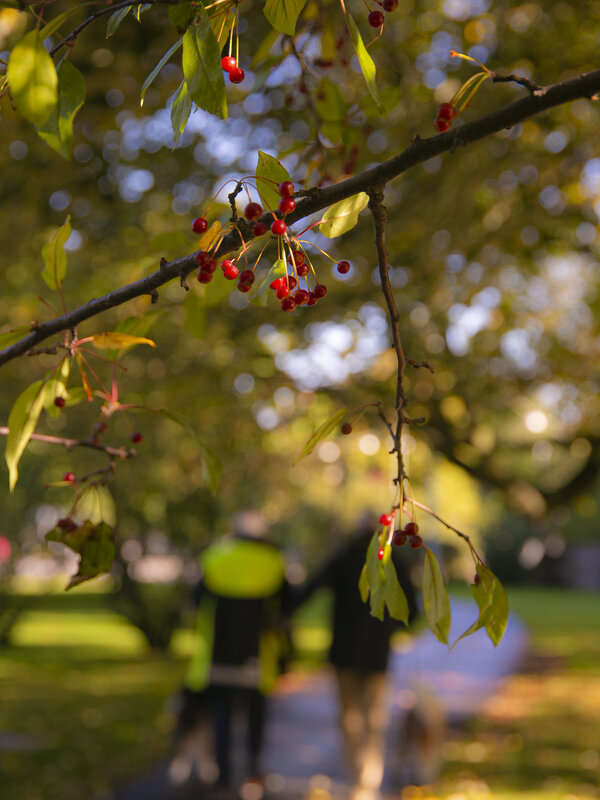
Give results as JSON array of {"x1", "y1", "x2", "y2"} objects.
[
  {"x1": 395, "y1": 684, "x2": 446, "y2": 787},
  {"x1": 168, "y1": 689, "x2": 219, "y2": 787}
]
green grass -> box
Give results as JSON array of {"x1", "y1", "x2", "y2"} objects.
[{"x1": 1, "y1": 586, "x2": 599, "y2": 800}]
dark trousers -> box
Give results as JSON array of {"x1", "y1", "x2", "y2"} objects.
[{"x1": 207, "y1": 685, "x2": 266, "y2": 786}]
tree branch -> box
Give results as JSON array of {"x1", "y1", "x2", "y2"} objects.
[
  {"x1": 0, "y1": 426, "x2": 136, "y2": 459},
  {"x1": 1, "y1": 67, "x2": 599, "y2": 368}
]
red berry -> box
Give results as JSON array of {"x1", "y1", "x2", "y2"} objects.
[
  {"x1": 271, "y1": 219, "x2": 287, "y2": 236},
  {"x1": 437, "y1": 103, "x2": 456, "y2": 120},
  {"x1": 280, "y1": 296, "x2": 296, "y2": 312},
  {"x1": 404, "y1": 521, "x2": 419, "y2": 536},
  {"x1": 195, "y1": 250, "x2": 211, "y2": 268},
  {"x1": 313, "y1": 284, "x2": 327, "y2": 298},
  {"x1": 223, "y1": 265, "x2": 239, "y2": 280},
  {"x1": 306, "y1": 292, "x2": 318, "y2": 306},
  {"x1": 221, "y1": 259, "x2": 236, "y2": 272},
  {"x1": 192, "y1": 217, "x2": 208, "y2": 234},
  {"x1": 379, "y1": 513, "x2": 394, "y2": 526},
  {"x1": 377, "y1": 548, "x2": 385, "y2": 561},
  {"x1": 203, "y1": 258, "x2": 217, "y2": 274},
  {"x1": 409, "y1": 534, "x2": 424, "y2": 549},
  {"x1": 221, "y1": 55, "x2": 237, "y2": 73},
  {"x1": 337, "y1": 260, "x2": 350, "y2": 274},
  {"x1": 237, "y1": 282, "x2": 252, "y2": 293},
  {"x1": 252, "y1": 222, "x2": 268, "y2": 236},
  {"x1": 288, "y1": 251, "x2": 305, "y2": 267},
  {"x1": 393, "y1": 529, "x2": 407, "y2": 546},
  {"x1": 131, "y1": 431, "x2": 143, "y2": 444},
  {"x1": 197, "y1": 268, "x2": 213, "y2": 283},
  {"x1": 238, "y1": 269, "x2": 255, "y2": 286},
  {"x1": 474, "y1": 573, "x2": 481, "y2": 585},
  {"x1": 278, "y1": 181, "x2": 295, "y2": 197},
  {"x1": 54, "y1": 396, "x2": 66, "y2": 408},
  {"x1": 276, "y1": 285, "x2": 290, "y2": 299},
  {"x1": 341, "y1": 423, "x2": 353, "y2": 435},
  {"x1": 279, "y1": 196, "x2": 296, "y2": 215},
  {"x1": 244, "y1": 201, "x2": 263, "y2": 220},
  {"x1": 434, "y1": 116, "x2": 451, "y2": 132},
  {"x1": 57, "y1": 517, "x2": 77, "y2": 531},
  {"x1": 229, "y1": 66, "x2": 245, "y2": 84},
  {"x1": 63, "y1": 472, "x2": 76, "y2": 483},
  {"x1": 368, "y1": 10, "x2": 385, "y2": 26},
  {"x1": 382, "y1": 0, "x2": 398, "y2": 10},
  {"x1": 287, "y1": 275, "x2": 298, "y2": 290},
  {"x1": 296, "y1": 262, "x2": 309, "y2": 277},
  {"x1": 270, "y1": 276, "x2": 287, "y2": 290},
  {"x1": 293, "y1": 289, "x2": 310, "y2": 305}
]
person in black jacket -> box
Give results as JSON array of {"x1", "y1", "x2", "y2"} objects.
[{"x1": 293, "y1": 514, "x2": 418, "y2": 800}]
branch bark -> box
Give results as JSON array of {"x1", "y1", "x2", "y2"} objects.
[{"x1": 1, "y1": 67, "x2": 599, "y2": 368}]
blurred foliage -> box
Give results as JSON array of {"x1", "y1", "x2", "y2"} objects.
[{"x1": 0, "y1": 0, "x2": 599, "y2": 582}]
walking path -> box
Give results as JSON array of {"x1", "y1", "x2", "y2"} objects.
[{"x1": 114, "y1": 599, "x2": 528, "y2": 800}]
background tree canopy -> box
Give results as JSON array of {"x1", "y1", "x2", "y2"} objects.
[{"x1": 0, "y1": 0, "x2": 599, "y2": 602}]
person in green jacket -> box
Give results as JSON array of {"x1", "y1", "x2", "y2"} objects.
[{"x1": 176, "y1": 511, "x2": 290, "y2": 796}]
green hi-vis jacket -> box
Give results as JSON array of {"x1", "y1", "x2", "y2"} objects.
[{"x1": 185, "y1": 537, "x2": 287, "y2": 695}]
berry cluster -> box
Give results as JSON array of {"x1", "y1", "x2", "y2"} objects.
[
  {"x1": 393, "y1": 521, "x2": 423, "y2": 549},
  {"x1": 377, "y1": 512, "x2": 423, "y2": 559},
  {"x1": 221, "y1": 55, "x2": 245, "y2": 85},
  {"x1": 190, "y1": 179, "x2": 345, "y2": 312},
  {"x1": 367, "y1": 0, "x2": 398, "y2": 28},
  {"x1": 433, "y1": 102, "x2": 456, "y2": 132}
]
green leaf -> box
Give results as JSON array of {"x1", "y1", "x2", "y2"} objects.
[
  {"x1": 5, "y1": 380, "x2": 49, "y2": 492},
  {"x1": 315, "y1": 78, "x2": 346, "y2": 124},
  {"x1": 141, "y1": 37, "x2": 183, "y2": 107},
  {"x1": 37, "y1": 61, "x2": 85, "y2": 159},
  {"x1": 182, "y1": 16, "x2": 227, "y2": 120},
  {"x1": 369, "y1": 574, "x2": 386, "y2": 621},
  {"x1": 383, "y1": 557, "x2": 409, "y2": 624},
  {"x1": 256, "y1": 150, "x2": 292, "y2": 212},
  {"x1": 251, "y1": 28, "x2": 281, "y2": 68},
  {"x1": 358, "y1": 563, "x2": 369, "y2": 603},
  {"x1": 168, "y1": 2, "x2": 196, "y2": 33},
  {"x1": 106, "y1": 6, "x2": 132, "y2": 37},
  {"x1": 44, "y1": 357, "x2": 71, "y2": 419},
  {"x1": 473, "y1": 564, "x2": 509, "y2": 647},
  {"x1": 7, "y1": 30, "x2": 58, "y2": 126},
  {"x1": 346, "y1": 14, "x2": 384, "y2": 114},
  {"x1": 263, "y1": 0, "x2": 307, "y2": 36},
  {"x1": 88, "y1": 332, "x2": 156, "y2": 351},
  {"x1": 76, "y1": 485, "x2": 117, "y2": 527},
  {"x1": 249, "y1": 258, "x2": 286, "y2": 307},
  {"x1": 39, "y1": 8, "x2": 81, "y2": 39},
  {"x1": 171, "y1": 80, "x2": 192, "y2": 144},
  {"x1": 41, "y1": 215, "x2": 71, "y2": 290},
  {"x1": 422, "y1": 547, "x2": 451, "y2": 644},
  {"x1": 320, "y1": 192, "x2": 369, "y2": 238},
  {"x1": 294, "y1": 408, "x2": 347, "y2": 463},
  {"x1": 46, "y1": 520, "x2": 116, "y2": 589},
  {"x1": 199, "y1": 441, "x2": 222, "y2": 495},
  {"x1": 0, "y1": 326, "x2": 30, "y2": 349},
  {"x1": 156, "y1": 408, "x2": 222, "y2": 494}
]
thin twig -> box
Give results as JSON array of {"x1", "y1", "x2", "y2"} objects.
[
  {"x1": 0, "y1": 426, "x2": 136, "y2": 459},
  {"x1": 409, "y1": 498, "x2": 472, "y2": 547},
  {"x1": 491, "y1": 71, "x2": 542, "y2": 95}
]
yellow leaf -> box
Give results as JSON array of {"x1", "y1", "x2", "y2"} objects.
[
  {"x1": 89, "y1": 332, "x2": 156, "y2": 350},
  {"x1": 197, "y1": 220, "x2": 222, "y2": 252}
]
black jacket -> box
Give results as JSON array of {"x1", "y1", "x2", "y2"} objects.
[{"x1": 293, "y1": 530, "x2": 418, "y2": 672}]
